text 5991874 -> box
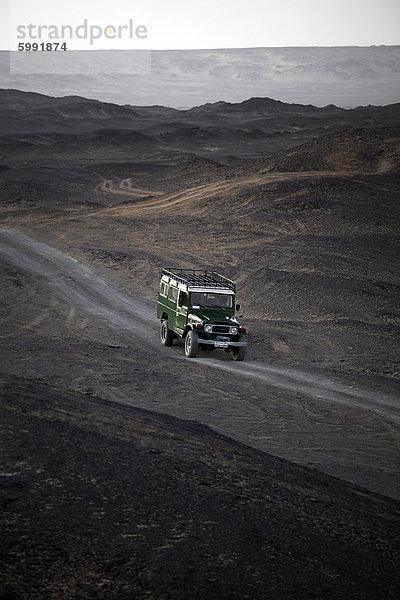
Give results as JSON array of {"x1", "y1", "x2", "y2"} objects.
[{"x1": 18, "y1": 42, "x2": 67, "y2": 51}]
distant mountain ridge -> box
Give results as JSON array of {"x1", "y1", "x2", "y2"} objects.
[
  {"x1": 1, "y1": 88, "x2": 400, "y2": 133},
  {"x1": 0, "y1": 46, "x2": 399, "y2": 108},
  {"x1": 0, "y1": 89, "x2": 399, "y2": 167}
]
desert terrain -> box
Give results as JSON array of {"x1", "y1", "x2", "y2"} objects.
[{"x1": 1, "y1": 89, "x2": 400, "y2": 598}]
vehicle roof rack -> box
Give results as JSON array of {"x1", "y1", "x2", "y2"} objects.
[{"x1": 162, "y1": 268, "x2": 236, "y2": 293}]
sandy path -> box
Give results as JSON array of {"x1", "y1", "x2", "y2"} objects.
[
  {"x1": 1, "y1": 228, "x2": 399, "y2": 425},
  {"x1": 98, "y1": 171, "x2": 354, "y2": 217}
]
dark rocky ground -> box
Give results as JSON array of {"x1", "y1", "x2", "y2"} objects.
[
  {"x1": 1, "y1": 90, "x2": 400, "y2": 598},
  {"x1": 2, "y1": 375, "x2": 400, "y2": 600}
]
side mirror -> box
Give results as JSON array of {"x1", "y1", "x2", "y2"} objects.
[{"x1": 236, "y1": 303, "x2": 240, "y2": 311}]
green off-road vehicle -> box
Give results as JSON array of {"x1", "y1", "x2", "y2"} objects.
[{"x1": 157, "y1": 268, "x2": 247, "y2": 360}]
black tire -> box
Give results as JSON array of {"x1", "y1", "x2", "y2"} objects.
[
  {"x1": 160, "y1": 320, "x2": 174, "y2": 346},
  {"x1": 184, "y1": 330, "x2": 199, "y2": 358},
  {"x1": 232, "y1": 345, "x2": 246, "y2": 361}
]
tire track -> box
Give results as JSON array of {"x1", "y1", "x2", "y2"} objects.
[
  {"x1": 0, "y1": 229, "x2": 157, "y2": 348},
  {"x1": 96, "y1": 178, "x2": 163, "y2": 198}
]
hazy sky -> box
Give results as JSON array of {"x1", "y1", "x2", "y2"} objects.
[{"x1": 2, "y1": 0, "x2": 400, "y2": 50}]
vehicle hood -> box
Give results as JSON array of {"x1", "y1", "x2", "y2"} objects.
[{"x1": 188, "y1": 307, "x2": 239, "y2": 325}]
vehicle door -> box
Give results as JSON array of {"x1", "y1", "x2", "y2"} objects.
[
  {"x1": 167, "y1": 285, "x2": 179, "y2": 331},
  {"x1": 175, "y1": 290, "x2": 188, "y2": 335}
]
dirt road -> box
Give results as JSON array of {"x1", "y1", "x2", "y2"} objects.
[
  {"x1": 1, "y1": 228, "x2": 400, "y2": 500},
  {"x1": 1, "y1": 229, "x2": 398, "y2": 423}
]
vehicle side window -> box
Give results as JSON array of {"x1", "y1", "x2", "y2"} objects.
[
  {"x1": 169, "y1": 286, "x2": 178, "y2": 303},
  {"x1": 178, "y1": 291, "x2": 188, "y2": 308},
  {"x1": 160, "y1": 281, "x2": 169, "y2": 297}
]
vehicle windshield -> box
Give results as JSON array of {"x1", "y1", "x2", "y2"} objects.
[{"x1": 190, "y1": 292, "x2": 233, "y2": 308}]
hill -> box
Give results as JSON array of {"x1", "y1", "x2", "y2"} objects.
[{"x1": 262, "y1": 126, "x2": 400, "y2": 173}]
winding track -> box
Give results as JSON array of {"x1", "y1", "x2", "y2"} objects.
[
  {"x1": 96, "y1": 178, "x2": 163, "y2": 198},
  {"x1": 1, "y1": 228, "x2": 399, "y2": 425}
]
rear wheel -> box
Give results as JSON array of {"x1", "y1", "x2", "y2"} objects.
[
  {"x1": 160, "y1": 320, "x2": 174, "y2": 346},
  {"x1": 232, "y1": 344, "x2": 246, "y2": 361},
  {"x1": 185, "y1": 330, "x2": 199, "y2": 358}
]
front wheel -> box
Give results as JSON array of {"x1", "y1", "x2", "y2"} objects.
[
  {"x1": 232, "y1": 345, "x2": 246, "y2": 361},
  {"x1": 185, "y1": 330, "x2": 199, "y2": 358},
  {"x1": 160, "y1": 320, "x2": 174, "y2": 346}
]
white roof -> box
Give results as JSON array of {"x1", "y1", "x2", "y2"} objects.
[{"x1": 187, "y1": 287, "x2": 233, "y2": 295}]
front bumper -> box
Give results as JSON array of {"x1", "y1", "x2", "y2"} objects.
[{"x1": 198, "y1": 339, "x2": 247, "y2": 347}]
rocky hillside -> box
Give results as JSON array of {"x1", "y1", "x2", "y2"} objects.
[{"x1": 261, "y1": 125, "x2": 400, "y2": 173}]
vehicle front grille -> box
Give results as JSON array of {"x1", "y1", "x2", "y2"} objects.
[{"x1": 213, "y1": 325, "x2": 230, "y2": 333}]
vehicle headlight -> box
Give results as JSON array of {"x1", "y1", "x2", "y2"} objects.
[
  {"x1": 230, "y1": 326, "x2": 238, "y2": 335},
  {"x1": 204, "y1": 324, "x2": 213, "y2": 333}
]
